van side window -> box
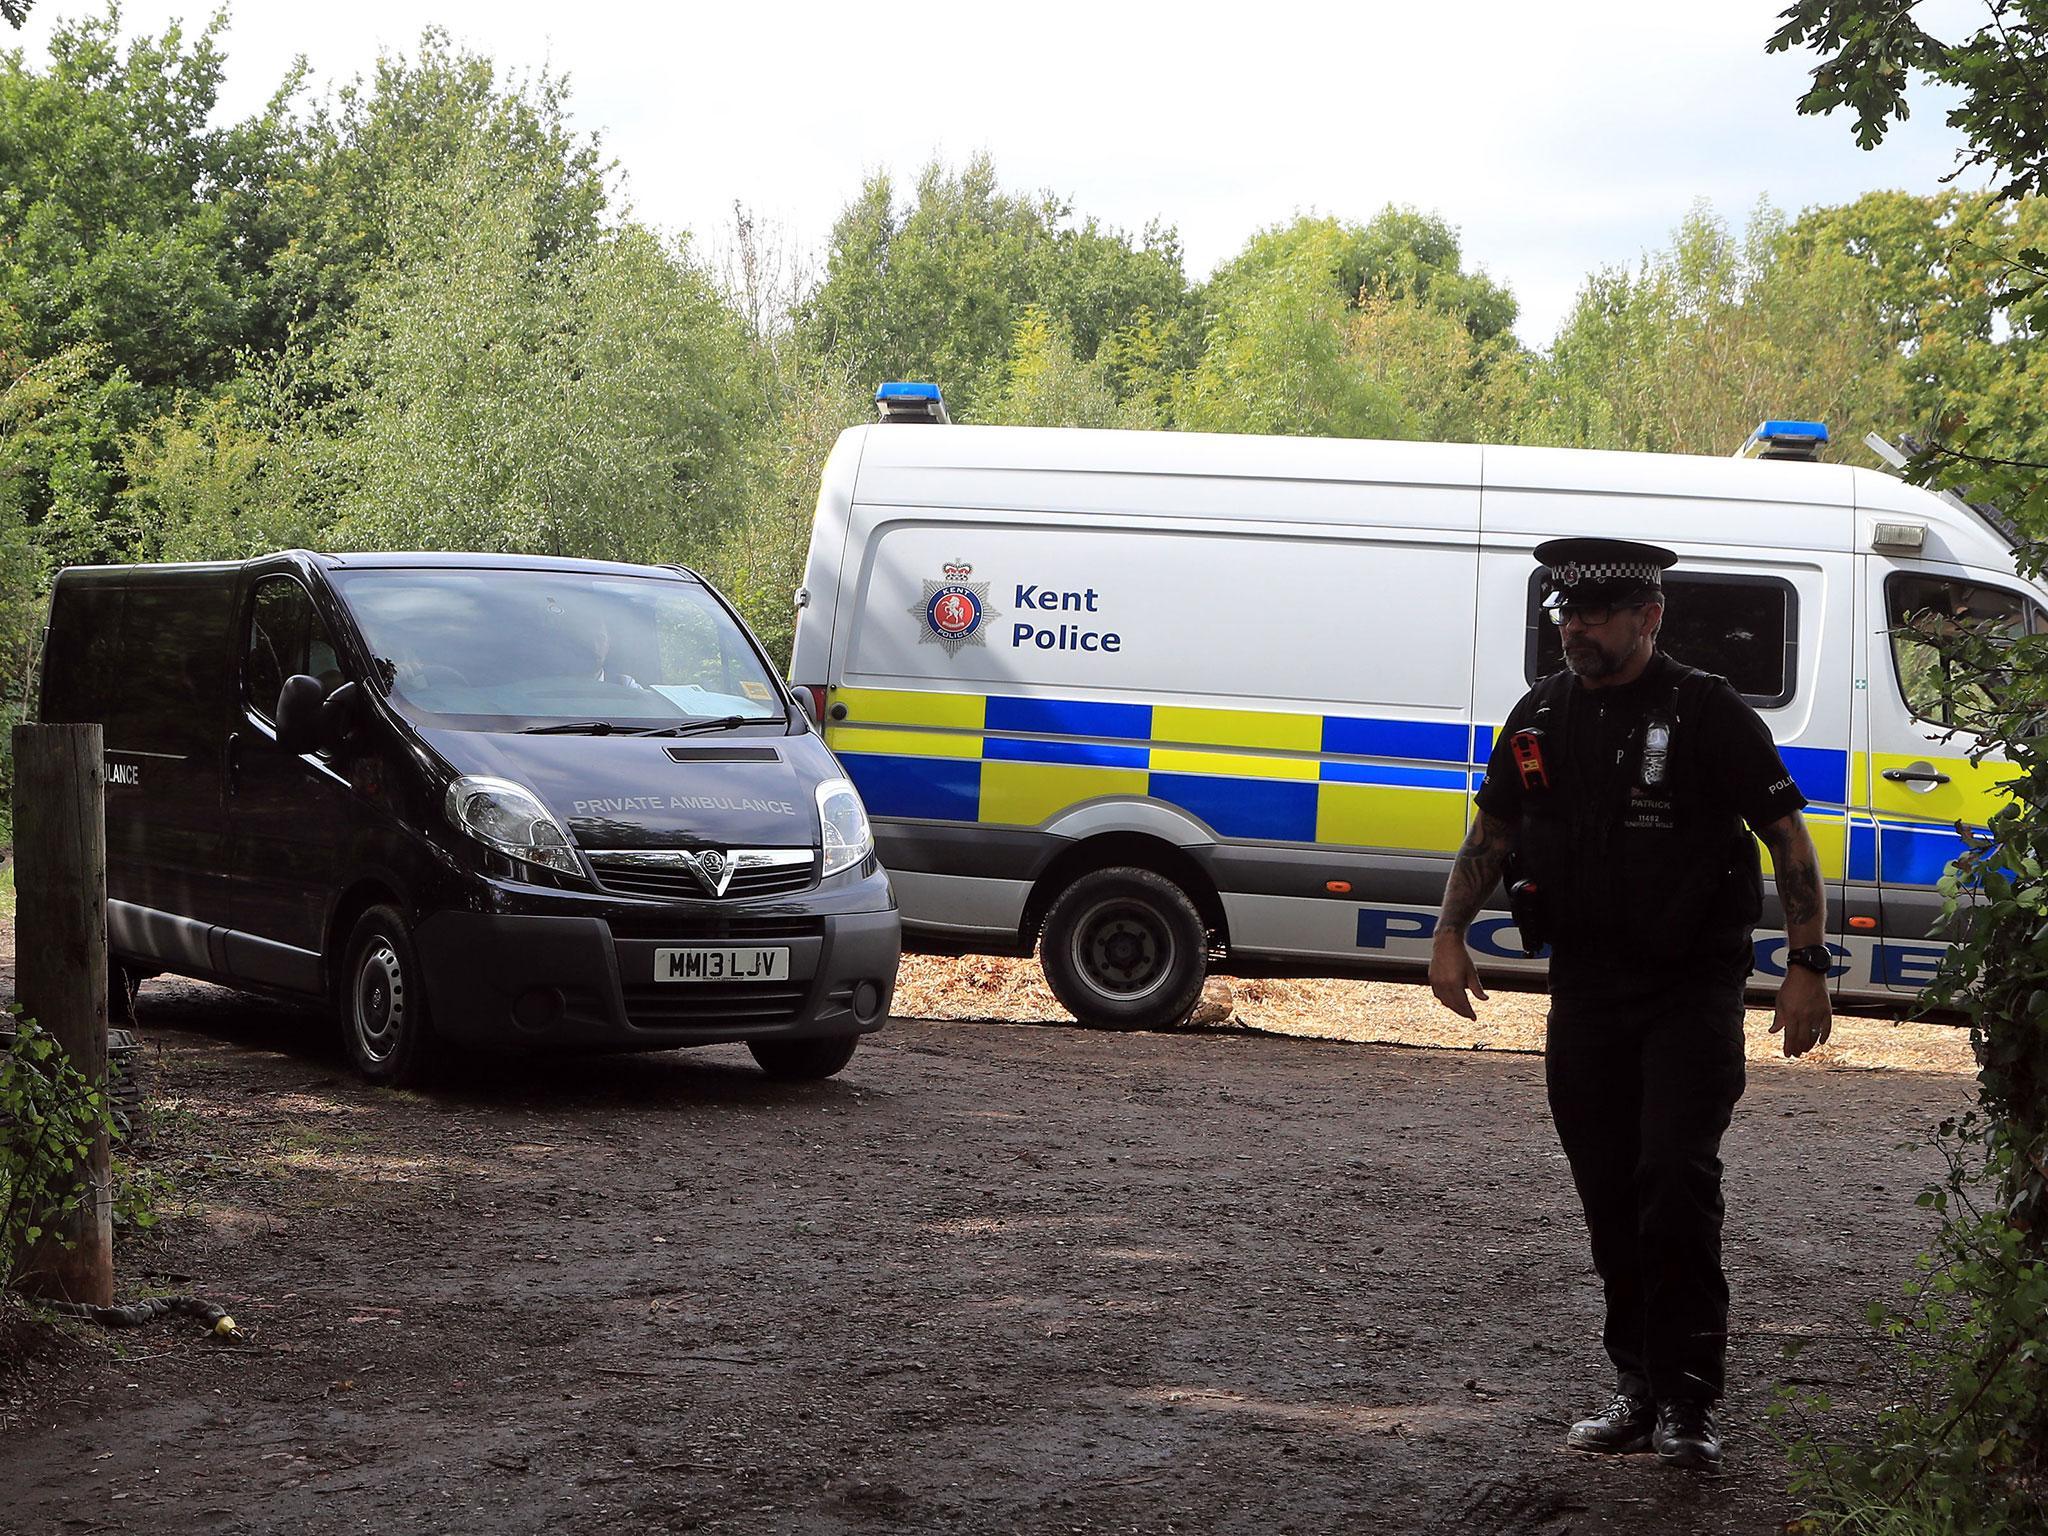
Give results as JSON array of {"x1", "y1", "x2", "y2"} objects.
[
  {"x1": 1887, "y1": 573, "x2": 2046, "y2": 732},
  {"x1": 41, "y1": 581, "x2": 231, "y2": 753},
  {"x1": 244, "y1": 577, "x2": 340, "y2": 722},
  {"x1": 1527, "y1": 572, "x2": 1798, "y2": 706}
]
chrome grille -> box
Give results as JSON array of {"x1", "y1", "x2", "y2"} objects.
[{"x1": 586, "y1": 848, "x2": 815, "y2": 901}]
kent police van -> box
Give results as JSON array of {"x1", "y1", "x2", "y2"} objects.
[
  {"x1": 36, "y1": 552, "x2": 898, "y2": 1084},
  {"x1": 790, "y1": 384, "x2": 2030, "y2": 1026}
]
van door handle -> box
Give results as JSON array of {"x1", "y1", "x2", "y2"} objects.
[
  {"x1": 226, "y1": 731, "x2": 242, "y2": 790},
  {"x1": 1883, "y1": 767, "x2": 1951, "y2": 786}
]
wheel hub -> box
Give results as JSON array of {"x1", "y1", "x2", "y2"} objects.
[
  {"x1": 1073, "y1": 900, "x2": 1173, "y2": 1000},
  {"x1": 354, "y1": 942, "x2": 406, "y2": 1063}
]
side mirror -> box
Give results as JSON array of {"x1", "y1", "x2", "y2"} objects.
[
  {"x1": 319, "y1": 681, "x2": 362, "y2": 753},
  {"x1": 794, "y1": 690, "x2": 819, "y2": 728},
  {"x1": 274, "y1": 674, "x2": 328, "y2": 755}
]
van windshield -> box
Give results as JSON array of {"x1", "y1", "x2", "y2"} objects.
[{"x1": 328, "y1": 569, "x2": 786, "y2": 732}]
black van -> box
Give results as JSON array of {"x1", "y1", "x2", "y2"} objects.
[{"x1": 35, "y1": 551, "x2": 900, "y2": 1083}]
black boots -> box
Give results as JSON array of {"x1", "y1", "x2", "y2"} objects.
[
  {"x1": 1651, "y1": 1399, "x2": 1723, "y2": 1470},
  {"x1": 1565, "y1": 1393, "x2": 1723, "y2": 1469},
  {"x1": 1565, "y1": 1392, "x2": 1656, "y2": 1453}
]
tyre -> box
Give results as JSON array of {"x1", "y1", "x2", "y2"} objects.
[
  {"x1": 340, "y1": 905, "x2": 440, "y2": 1086},
  {"x1": 749, "y1": 1034, "x2": 859, "y2": 1081},
  {"x1": 1040, "y1": 865, "x2": 1209, "y2": 1030}
]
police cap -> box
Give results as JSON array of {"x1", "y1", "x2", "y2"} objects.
[{"x1": 1533, "y1": 537, "x2": 1676, "y2": 611}]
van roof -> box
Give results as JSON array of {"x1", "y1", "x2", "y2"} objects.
[
  {"x1": 312, "y1": 551, "x2": 704, "y2": 579},
  {"x1": 843, "y1": 423, "x2": 2012, "y2": 569},
  {"x1": 54, "y1": 551, "x2": 707, "y2": 582}
]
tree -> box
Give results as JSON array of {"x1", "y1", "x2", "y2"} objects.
[
  {"x1": 0, "y1": 7, "x2": 308, "y2": 386},
  {"x1": 1769, "y1": 0, "x2": 2048, "y2": 200},
  {"x1": 1771, "y1": 11, "x2": 2048, "y2": 1526},
  {"x1": 1532, "y1": 201, "x2": 1905, "y2": 457},
  {"x1": 1788, "y1": 190, "x2": 2048, "y2": 469},
  {"x1": 1177, "y1": 219, "x2": 1408, "y2": 439},
  {"x1": 978, "y1": 306, "x2": 1155, "y2": 431},
  {"x1": 267, "y1": 26, "x2": 610, "y2": 358},
  {"x1": 318, "y1": 151, "x2": 749, "y2": 562},
  {"x1": 1181, "y1": 210, "x2": 1528, "y2": 441},
  {"x1": 1202, "y1": 209, "x2": 1520, "y2": 345},
  {"x1": 799, "y1": 155, "x2": 1192, "y2": 420}
]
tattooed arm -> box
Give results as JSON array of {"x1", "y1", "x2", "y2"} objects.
[
  {"x1": 1429, "y1": 806, "x2": 1517, "y2": 1018},
  {"x1": 1757, "y1": 811, "x2": 1833, "y2": 1056}
]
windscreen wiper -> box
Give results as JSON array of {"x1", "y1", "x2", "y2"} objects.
[
  {"x1": 633, "y1": 715, "x2": 752, "y2": 738},
  {"x1": 519, "y1": 720, "x2": 620, "y2": 735}
]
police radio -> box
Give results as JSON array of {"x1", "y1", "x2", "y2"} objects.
[
  {"x1": 1505, "y1": 728, "x2": 1551, "y2": 955},
  {"x1": 1509, "y1": 728, "x2": 1550, "y2": 793}
]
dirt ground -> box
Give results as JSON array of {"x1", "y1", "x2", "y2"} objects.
[{"x1": 0, "y1": 935, "x2": 1976, "y2": 1536}]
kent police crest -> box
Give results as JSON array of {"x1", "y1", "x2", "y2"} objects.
[{"x1": 911, "y1": 560, "x2": 1000, "y2": 657}]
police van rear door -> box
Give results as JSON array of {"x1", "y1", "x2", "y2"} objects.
[{"x1": 1863, "y1": 554, "x2": 2039, "y2": 994}]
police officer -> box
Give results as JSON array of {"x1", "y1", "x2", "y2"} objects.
[{"x1": 1428, "y1": 537, "x2": 1833, "y2": 1472}]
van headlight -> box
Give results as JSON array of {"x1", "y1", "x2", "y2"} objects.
[
  {"x1": 816, "y1": 776, "x2": 873, "y2": 879},
  {"x1": 445, "y1": 775, "x2": 582, "y2": 877}
]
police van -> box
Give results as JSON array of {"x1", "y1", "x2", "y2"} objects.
[
  {"x1": 36, "y1": 551, "x2": 899, "y2": 1083},
  {"x1": 790, "y1": 385, "x2": 2032, "y2": 1025}
]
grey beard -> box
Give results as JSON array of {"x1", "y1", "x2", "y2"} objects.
[{"x1": 1564, "y1": 646, "x2": 1622, "y2": 680}]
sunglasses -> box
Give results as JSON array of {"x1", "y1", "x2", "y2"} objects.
[{"x1": 1545, "y1": 600, "x2": 1650, "y2": 628}]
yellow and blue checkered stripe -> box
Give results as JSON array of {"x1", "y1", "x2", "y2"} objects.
[
  {"x1": 825, "y1": 689, "x2": 1981, "y2": 881},
  {"x1": 830, "y1": 689, "x2": 1474, "y2": 854},
  {"x1": 827, "y1": 688, "x2": 2010, "y2": 891}
]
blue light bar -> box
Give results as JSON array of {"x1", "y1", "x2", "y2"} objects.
[
  {"x1": 1737, "y1": 419, "x2": 1830, "y2": 461},
  {"x1": 874, "y1": 380, "x2": 949, "y2": 424}
]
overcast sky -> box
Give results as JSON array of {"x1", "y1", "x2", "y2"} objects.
[{"x1": 12, "y1": 1, "x2": 1989, "y2": 347}]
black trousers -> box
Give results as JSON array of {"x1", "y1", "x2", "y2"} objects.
[{"x1": 1544, "y1": 968, "x2": 1747, "y2": 1404}]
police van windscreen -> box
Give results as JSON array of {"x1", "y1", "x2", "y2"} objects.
[{"x1": 328, "y1": 569, "x2": 785, "y2": 731}]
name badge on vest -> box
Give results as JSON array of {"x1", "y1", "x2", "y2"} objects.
[{"x1": 1623, "y1": 787, "x2": 1677, "y2": 831}]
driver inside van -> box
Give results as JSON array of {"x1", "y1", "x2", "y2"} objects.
[{"x1": 586, "y1": 614, "x2": 638, "y2": 687}]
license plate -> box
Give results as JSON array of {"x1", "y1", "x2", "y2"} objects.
[{"x1": 653, "y1": 946, "x2": 790, "y2": 983}]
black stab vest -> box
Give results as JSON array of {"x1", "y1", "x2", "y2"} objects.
[{"x1": 1514, "y1": 662, "x2": 1763, "y2": 963}]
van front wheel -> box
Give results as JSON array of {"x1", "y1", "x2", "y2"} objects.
[
  {"x1": 1040, "y1": 866, "x2": 1208, "y2": 1030},
  {"x1": 342, "y1": 905, "x2": 440, "y2": 1086}
]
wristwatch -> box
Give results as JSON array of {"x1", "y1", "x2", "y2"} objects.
[{"x1": 1785, "y1": 944, "x2": 1833, "y2": 976}]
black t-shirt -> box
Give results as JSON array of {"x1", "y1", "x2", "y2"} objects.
[{"x1": 1476, "y1": 651, "x2": 1806, "y2": 832}]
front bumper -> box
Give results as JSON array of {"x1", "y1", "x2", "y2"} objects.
[{"x1": 413, "y1": 874, "x2": 900, "y2": 1052}]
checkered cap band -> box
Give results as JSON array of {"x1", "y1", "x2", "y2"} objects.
[{"x1": 1548, "y1": 559, "x2": 1661, "y2": 587}]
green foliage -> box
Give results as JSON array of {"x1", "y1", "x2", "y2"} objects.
[
  {"x1": 1535, "y1": 200, "x2": 1904, "y2": 456},
  {"x1": 799, "y1": 154, "x2": 1192, "y2": 422},
  {"x1": 270, "y1": 25, "x2": 608, "y2": 359},
  {"x1": 1178, "y1": 218, "x2": 1408, "y2": 439},
  {"x1": 1769, "y1": 1, "x2": 2048, "y2": 201},
  {"x1": 320, "y1": 153, "x2": 748, "y2": 559},
  {"x1": 697, "y1": 350, "x2": 868, "y2": 666},
  {"x1": 1787, "y1": 192, "x2": 2048, "y2": 474},
  {"x1": 1779, "y1": 474, "x2": 2048, "y2": 1530},
  {"x1": 1181, "y1": 211, "x2": 1529, "y2": 441},
  {"x1": 0, "y1": 338, "x2": 100, "y2": 841},
  {"x1": 979, "y1": 306, "x2": 1157, "y2": 431},
  {"x1": 1780, "y1": 1129, "x2": 2048, "y2": 1533},
  {"x1": 0, "y1": 1012, "x2": 112, "y2": 1287},
  {"x1": 118, "y1": 378, "x2": 325, "y2": 562},
  {"x1": 1202, "y1": 208, "x2": 1519, "y2": 344},
  {"x1": 0, "y1": 6, "x2": 308, "y2": 388}
]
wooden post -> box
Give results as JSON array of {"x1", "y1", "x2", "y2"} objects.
[{"x1": 9, "y1": 722, "x2": 112, "y2": 1306}]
